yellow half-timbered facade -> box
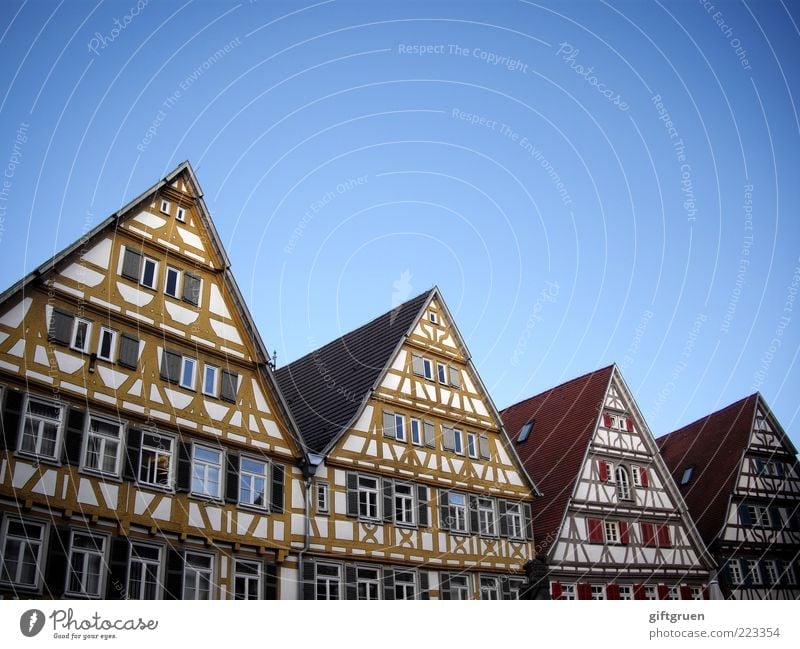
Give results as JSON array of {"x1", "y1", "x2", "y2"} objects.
[
  {"x1": 276, "y1": 289, "x2": 539, "y2": 600},
  {"x1": 0, "y1": 162, "x2": 305, "y2": 600}
]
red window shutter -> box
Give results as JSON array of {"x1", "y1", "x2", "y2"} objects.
[
  {"x1": 680, "y1": 585, "x2": 692, "y2": 600},
  {"x1": 634, "y1": 584, "x2": 646, "y2": 600},
  {"x1": 640, "y1": 467, "x2": 649, "y2": 487},
  {"x1": 619, "y1": 521, "x2": 630, "y2": 544},
  {"x1": 598, "y1": 460, "x2": 609, "y2": 482},
  {"x1": 657, "y1": 524, "x2": 671, "y2": 547},
  {"x1": 550, "y1": 582, "x2": 562, "y2": 600},
  {"x1": 625, "y1": 417, "x2": 634, "y2": 432},
  {"x1": 642, "y1": 522, "x2": 656, "y2": 546},
  {"x1": 578, "y1": 583, "x2": 592, "y2": 600},
  {"x1": 657, "y1": 584, "x2": 669, "y2": 600},
  {"x1": 702, "y1": 585, "x2": 710, "y2": 600},
  {"x1": 603, "y1": 413, "x2": 612, "y2": 428},
  {"x1": 607, "y1": 583, "x2": 620, "y2": 600},
  {"x1": 587, "y1": 518, "x2": 604, "y2": 543}
]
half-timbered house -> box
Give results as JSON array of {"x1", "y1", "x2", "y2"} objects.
[
  {"x1": 0, "y1": 162, "x2": 306, "y2": 600},
  {"x1": 658, "y1": 394, "x2": 800, "y2": 600},
  {"x1": 275, "y1": 288, "x2": 539, "y2": 599},
  {"x1": 501, "y1": 365, "x2": 713, "y2": 600}
]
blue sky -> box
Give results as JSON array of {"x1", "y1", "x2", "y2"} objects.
[{"x1": 0, "y1": 0, "x2": 798, "y2": 446}]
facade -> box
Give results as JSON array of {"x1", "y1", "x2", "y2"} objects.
[
  {"x1": 658, "y1": 394, "x2": 800, "y2": 600},
  {"x1": 501, "y1": 365, "x2": 714, "y2": 600},
  {"x1": 0, "y1": 162, "x2": 306, "y2": 600},
  {"x1": 276, "y1": 288, "x2": 539, "y2": 599}
]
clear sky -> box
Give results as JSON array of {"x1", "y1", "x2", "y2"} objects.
[{"x1": 0, "y1": 0, "x2": 798, "y2": 447}]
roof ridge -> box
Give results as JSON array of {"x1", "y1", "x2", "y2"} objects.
[{"x1": 500, "y1": 363, "x2": 615, "y2": 413}]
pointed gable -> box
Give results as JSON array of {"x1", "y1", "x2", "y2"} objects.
[{"x1": 501, "y1": 366, "x2": 614, "y2": 544}]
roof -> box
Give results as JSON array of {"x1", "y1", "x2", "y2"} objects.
[
  {"x1": 500, "y1": 365, "x2": 614, "y2": 548},
  {"x1": 657, "y1": 394, "x2": 758, "y2": 545},
  {"x1": 275, "y1": 290, "x2": 432, "y2": 453}
]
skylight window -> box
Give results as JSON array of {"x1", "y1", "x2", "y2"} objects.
[
  {"x1": 518, "y1": 420, "x2": 533, "y2": 443},
  {"x1": 680, "y1": 466, "x2": 694, "y2": 485}
]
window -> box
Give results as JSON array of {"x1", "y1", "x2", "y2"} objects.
[
  {"x1": 220, "y1": 370, "x2": 239, "y2": 403},
  {"x1": 618, "y1": 585, "x2": 633, "y2": 600},
  {"x1": 508, "y1": 577, "x2": 527, "y2": 600},
  {"x1": 453, "y1": 428, "x2": 464, "y2": 455},
  {"x1": 315, "y1": 563, "x2": 341, "y2": 600},
  {"x1": 436, "y1": 363, "x2": 446, "y2": 384},
  {"x1": 616, "y1": 466, "x2": 632, "y2": 500},
  {"x1": 667, "y1": 586, "x2": 680, "y2": 600},
  {"x1": 631, "y1": 465, "x2": 643, "y2": 487},
  {"x1": 410, "y1": 418, "x2": 421, "y2": 446},
  {"x1": 764, "y1": 560, "x2": 779, "y2": 585},
  {"x1": 449, "y1": 575, "x2": 470, "y2": 600},
  {"x1": 394, "y1": 414, "x2": 406, "y2": 442},
  {"x1": 448, "y1": 493, "x2": 468, "y2": 533},
  {"x1": 605, "y1": 521, "x2": 620, "y2": 544},
  {"x1": 745, "y1": 560, "x2": 762, "y2": 585},
  {"x1": 394, "y1": 483, "x2": 415, "y2": 527},
  {"x1": 591, "y1": 584, "x2": 606, "y2": 600},
  {"x1": 233, "y1": 559, "x2": 262, "y2": 600},
  {"x1": 160, "y1": 200, "x2": 171, "y2": 214},
  {"x1": 118, "y1": 334, "x2": 141, "y2": 369},
  {"x1": 180, "y1": 357, "x2": 196, "y2": 390},
  {"x1": 192, "y1": 445, "x2": 223, "y2": 499},
  {"x1": 561, "y1": 583, "x2": 576, "y2": 600},
  {"x1": 176, "y1": 206, "x2": 186, "y2": 222},
  {"x1": 429, "y1": 312, "x2": 438, "y2": 324},
  {"x1": 120, "y1": 248, "x2": 158, "y2": 290},
  {"x1": 97, "y1": 327, "x2": 117, "y2": 362},
  {"x1": 467, "y1": 432, "x2": 478, "y2": 458},
  {"x1": 518, "y1": 420, "x2": 533, "y2": 443},
  {"x1": 139, "y1": 431, "x2": 174, "y2": 488},
  {"x1": 690, "y1": 586, "x2": 702, "y2": 600},
  {"x1": 480, "y1": 576, "x2": 501, "y2": 600},
  {"x1": 0, "y1": 518, "x2": 46, "y2": 589},
  {"x1": 164, "y1": 267, "x2": 181, "y2": 298},
  {"x1": 83, "y1": 415, "x2": 124, "y2": 477},
  {"x1": 128, "y1": 543, "x2": 162, "y2": 600},
  {"x1": 71, "y1": 318, "x2": 92, "y2": 353},
  {"x1": 680, "y1": 466, "x2": 694, "y2": 485},
  {"x1": 505, "y1": 503, "x2": 524, "y2": 539},
  {"x1": 182, "y1": 273, "x2": 202, "y2": 306},
  {"x1": 423, "y1": 358, "x2": 433, "y2": 380},
  {"x1": 140, "y1": 257, "x2": 158, "y2": 290},
  {"x1": 202, "y1": 365, "x2": 218, "y2": 397},
  {"x1": 183, "y1": 552, "x2": 214, "y2": 600},
  {"x1": 239, "y1": 456, "x2": 268, "y2": 509},
  {"x1": 18, "y1": 396, "x2": 64, "y2": 461},
  {"x1": 356, "y1": 566, "x2": 380, "y2": 600},
  {"x1": 781, "y1": 561, "x2": 797, "y2": 585},
  {"x1": 729, "y1": 560, "x2": 743, "y2": 585},
  {"x1": 357, "y1": 475, "x2": 379, "y2": 520},
  {"x1": 477, "y1": 498, "x2": 497, "y2": 536},
  {"x1": 644, "y1": 585, "x2": 658, "y2": 600},
  {"x1": 316, "y1": 482, "x2": 329, "y2": 514},
  {"x1": 746, "y1": 504, "x2": 771, "y2": 527},
  {"x1": 67, "y1": 532, "x2": 107, "y2": 598},
  {"x1": 394, "y1": 569, "x2": 417, "y2": 599}
]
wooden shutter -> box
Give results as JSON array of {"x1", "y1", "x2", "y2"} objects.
[
  {"x1": 417, "y1": 485, "x2": 429, "y2": 527},
  {"x1": 602, "y1": 413, "x2": 612, "y2": 428},
  {"x1": 768, "y1": 507, "x2": 782, "y2": 529},
  {"x1": 382, "y1": 411, "x2": 396, "y2": 438},
  {"x1": 346, "y1": 473, "x2": 359, "y2": 517},
  {"x1": 587, "y1": 518, "x2": 604, "y2": 543},
  {"x1": 498, "y1": 500, "x2": 509, "y2": 537},
  {"x1": 44, "y1": 527, "x2": 69, "y2": 598},
  {"x1": 738, "y1": 503, "x2": 752, "y2": 526},
  {"x1": 607, "y1": 583, "x2": 620, "y2": 600},
  {"x1": 702, "y1": 585, "x2": 710, "y2": 600},
  {"x1": 383, "y1": 568, "x2": 395, "y2": 600},
  {"x1": 161, "y1": 350, "x2": 181, "y2": 382},
  {"x1": 679, "y1": 585, "x2": 692, "y2": 600},
  {"x1": 225, "y1": 453, "x2": 239, "y2": 504},
  {"x1": 121, "y1": 248, "x2": 142, "y2": 280},
  {"x1": 439, "y1": 491, "x2": 450, "y2": 531},
  {"x1": 633, "y1": 584, "x2": 646, "y2": 600},
  {"x1": 598, "y1": 459, "x2": 609, "y2": 482},
  {"x1": 176, "y1": 440, "x2": 192, "y2": 492},
  {"x1": 640, "y1": 467, "x2": 649, "y2": 488},
  {"x1": 619, "y1": 520, "x2": 630, "y2": 545},
  {"x1": 302, "y1": 561, "x2": 315, "y2": 600},
  {"x1": 754, "y1": 457, "x2": 765, "y2": 475},
  {"x1": 411, "y1": 354, "x2": 424, "y2": 376},
  {"x1": 442, "y1": 426, "x2": 455, "y2": 451},
  {"x1": 220, "y1": 370, "x2": 239, "y2": 403},
  {"x1": 49, "y1": 309, "x2": 73, "y2": 345},
  {"x1": 344, "y1": 565, "x2": 357, "y2": 600},
  {"x1": 263, "y1": 563, "x2": 278, "y2": 600},
  {"x1": 0, "y1": 389, "x2": 23, "y2": 451},
  {"x1": 382, "y1": 479, "x2": 394, "y2": 523},
  {"x1": 63, "y1": 407, "x2": 85, "y2": 466},
  {"x1": 657, "y1": 584, "x2": 669, "y2": 600},
  {"x1": 182, "y1": 273, "x2": 201, "y2": 306},
  {"x1": 118, "y1": 334, "x2": 140, "y2": 369},
  {"x1": 577, "y1": 583, "x2": 591, "y2": 600},
  {"x1": 106, "y1": 537, "x2": 129, "y2": 599},
  {"x1": 523, "y1": 503, "x2": 533, "y2": 539},
  {"x1": 448, "y1": 366, "x2": 461, "y2": 388},
  {"x1": 501, "y1": 577, "x2": 512, "y2": 600},
  {"x1": 165, "y1": 548, "x2": 184, "y2": 599},
  {"x1": 625, "y1": 417, "x2": 634, "y2": 432},
  {"x1": 423, "y1": 420, "x2": 435, "y2": 448},
  {"x1": 469, "y1": 495, "x2": 480, "y2": 534},
  {"x1": 419, "y1": 571, "x2": 430, "y2": 600},
  {"x1": 657, "y1": 524, "x2": 671, "y2": 547},
  {"x1": 439, "y1": 573, "x2": 451, "y2": 600},
  {"x1": 123, "y1": 428, "x2": 142, "y2": 482},
  {"x1": 550, "y1": 582, "x2": 562, "y2": 600},
  {"x1": 271, "y1": 463, "x2": 285, "y2": 513},
  {"x1": 641, "y1": 522, "x2": 655, "y2": 546},
  {"x1": 478, "y1": 434, "x2": 490, "y2": 459}
]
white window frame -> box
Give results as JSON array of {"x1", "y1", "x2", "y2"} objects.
[
  {"x1": 690, "y1": 586, "x2": 702, "y2": 600},
  {"x1": 631, "y1": 465, "x2": 643, "y2": 486},
  {"x1": 202, "y1": 364, "x2": 219, "y2": 397},
  {"x1": 96, "y1": 326, "x2": 117, "y2": 362},
  {"x1": 316, "y1": 482, "x2": 329, "y2": 514},
  {"x1": 17, "y1": 395, "x2": 65, "y2": 462},
  {"x1": 183, "y1": 551, "x2": 215, "y2": 600},
  {"x1": 505, "y1": 502, "x2": 524, "y2": 539},
  {"x1": 127, "y1": 542, "x2": 164, "y2": 600},
  {"x1": 70, "y1": 317, "x2": 92, "y2": 353},
  {"x1": 394, "y1": 483, "x2": 416, "y2": 527},
  {"x1": 667, "y1": 586, "x2": 680, "y2": 600},
  {"x1": 423, "y1": 358, "x2": 433, "y2": 380},
  {"x1": 448, "y1": 492, "x2": 468, "y2": 533},
  {"x1": 164, "y1": 266, "x2": 181, "y2": 298},
  {"x1": 410, "y1": 418, "x2": 422, "y2": 446},
  {"x1": 437, "y1": 362, "x2": 447, "y2": 383},
  {"x1": 644, "y1": 585, "x2": 658, "y2": 600},
  {"x1": 239, "y1": 455, "x2": 269, "y2": 510},
  {"x1": 81, "y1": 414, "x2": 125, "y2": 478},
  {"x1": 160, "y1": 199, "x2": 171, "y2": 214},
  {"x1": 604, "y1": 520, "x2": 620, "y2": 544},
  {"x1": 191, "y1": 444, "x2": 223, "y2": 499},
  {"x1": 618, "y1": 585, "x2": 633, "y2": 600},
  {"x1": 764, "y1": 560, "x2": 779, "y2": 585},
  {"x1": 467, "y1": 432, "x2": 478, "y2": 459},
  {"x1": 477, "y1": 497, "x2": 497, "y2": 537},
  {"x1": 394, "y1": 569, "x2": 417, "y2": 600},
  {"x1": 315, "y1": 562, "x2": 341, "y2": 600},
  {"x1": 616, "y1": 465, "x2": 632, "y2": 501},
  {"x1": 449, "y1": 574, "x2": 470, "y2": 600},
  {"x1": 745, "y1": 559, "x2": 762, "y2": 585},
  {"x1": 394, "y1": 414, "x2": 406, "y2": 442},
  {"x1": 561, "y1": 583, "x2": 576, "y2": 600},
  {"x1": 138, "y1": 430, "x2": 175, "y2": 490},
  {"x1": 591, "y1": 584, "x2": 606, "y2": 600},
  {"x1": 233, "y1": 559, "x2": 262, "y2": 600},
  {"x1": 0, "y1": 517, "x2": 48, "y2": 590},
  {"x1": 429, "y1": 312, "x2": 438, "y2": 324},
  {"x1": 357, "y1": 475, "x2": 380, "y2": 521},
  {"x1": 356, "y1": 565, "x2": 381, "y2": 600},
  {"x1": 453, "y1": 428, "x2": 464, "y2": 455},
  {"x1": 480, "y1": 575, "x2": 501, "y2": 600},
  {"x1": 66, "y1": 531, "x2": 108, "y2": 598},
  {"x1": 140, "y1": 256, "x2": 159, "y2": 290},
  {"x1": 176, "y1": 206, "x2": 186, "y2": 222},
  {"x1": 729, "y1": 560, "x2": 743, "y2": 585},
  {"x1": 180, "y1": 357, "x2": 197, "y2": 390},
  {"x1": 747, "y1": 504, "x2": 770, "y2": 527}
]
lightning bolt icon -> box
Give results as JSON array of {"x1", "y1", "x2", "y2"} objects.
[{"x1": 28, "y1": 612, "x2": 38, "y2": 632}]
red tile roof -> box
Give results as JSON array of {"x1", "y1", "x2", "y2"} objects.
[
  {"x1": 656, "y1": 394, "x2": 757, "y2": 545},
  {"x1": 500, "y1": 366, "x2": 614, "y2": 552}
]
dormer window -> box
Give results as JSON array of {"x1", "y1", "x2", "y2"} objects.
[{"x1": 518, "y1": 420, "x2": 533, "y2": 443}]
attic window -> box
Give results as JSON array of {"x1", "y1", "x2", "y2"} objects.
[
  {"x1": 518, "y1": 420, "x2": 533, "y2": 443},
  {"x1": 680, "y1": 466, "x2": 694, "y2": 485},
  {"x1": 429, "y1": 312, "x2": 438, "y2": 324},
  {"x1": 160, "y1": 200, "x2": 171, "y2": 214},
  {"x1": 176, "y1": 206, "x2": 186, "y2": 222}
]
